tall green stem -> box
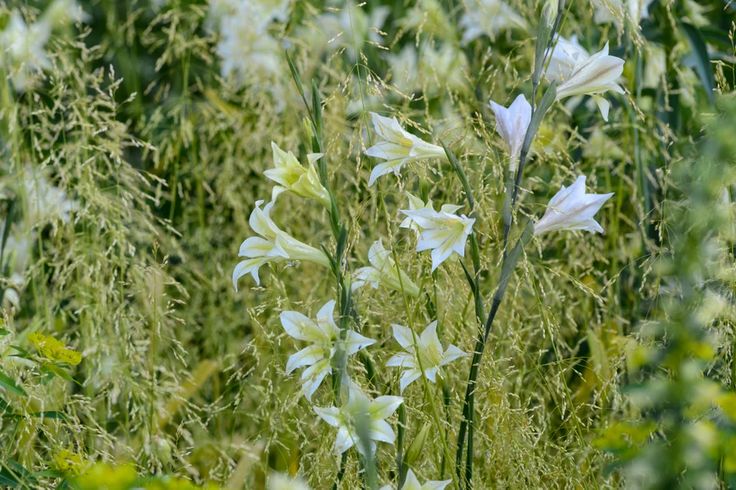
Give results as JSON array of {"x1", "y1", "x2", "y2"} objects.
[{"x1": 457, "y1": 223, "x2": 534, "y2": 488}]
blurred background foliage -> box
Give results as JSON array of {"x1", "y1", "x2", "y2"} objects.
[{"x1": 0, "y1": 0, "x2": 734, "y2": 488}]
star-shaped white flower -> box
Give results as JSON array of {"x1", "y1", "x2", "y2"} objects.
[
  {"x1": 314, "y1": 383, "x2": 403, "y2": 455},
  {"x1": 400, "y1": 202, "x2": 475, "y2": 271},
  {"x1": 365, "y1": 113, "x2": 446, "y2": 186},
  {"x1": 379, "y1": 469, "x2": 451, "y2": 490},
  {"x1": 534, "y1": 175, "x2": 614, "y2": 236},
  {"x1": 264, "y1": 142, "x2": 330, "y2": 207},
  {"x1": 459, "y1": 0, "x2": 527, "y2": 45},
  {"x1": 489, "y1": 94, "x2": 532, "y2": 170},
  {"x1": 267, "y1": 472, "x2": 311, "y2": 490},
  {"x1": 353, "y1": 240, "x2": 420, "y2": 297},
  {"x1": 232, "y1": 200, "x2": 330, "y2": 290},
  {"x1": 0, "y1": 12, "x2": 51, "y2": 91},
  {"x1": 593, "y1": 0, "x2": 655, "y2": 27},
  {"x1": 281, "y1": 300, "x2": 375, "y2": 401},
  {"x1": 386, "y1": 321, "x2": 467, "y2": 392},
  {"x1": 546, "y1": 37, "x2": 625, "y2": 121}
]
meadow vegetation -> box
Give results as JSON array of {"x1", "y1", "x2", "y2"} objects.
[{"x1": 0, "y1": 0, "x2": 735, "y2": 489}]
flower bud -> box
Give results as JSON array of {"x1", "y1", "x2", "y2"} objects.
[{"x1": 405, "y1": 422, "x2": 431, "y2": 466}]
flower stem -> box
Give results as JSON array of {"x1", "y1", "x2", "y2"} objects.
[{"x1": 456, "y1": 222, "x2": 534, "y2": 488}]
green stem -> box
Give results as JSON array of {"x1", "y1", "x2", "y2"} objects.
[{"x1": 457, "y1": 222, "x2": 534, "y2": 488}]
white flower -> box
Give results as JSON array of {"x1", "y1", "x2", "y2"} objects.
[
  {"x1": 365, "y1": 113, "x2": 446, "y2": 186},
  {"x1": 0, "y1": 13, "x2": 52, "y2": 91},
  {"x1": 488, "y1": 94, "x2": 532, "y2": 170},
  {"x1": 379, "y1": 469, "x2": 452, "y2": 490},
  {"x1": 387, "y1": 44, "x2": 467, "y2": 97},
  {"x1": 314, "y1": 383, "x2": 403, "y2": 455},
  {"x1": 232, "y1": 200, "x2": 330, "y2": 290},
  {"x1": 386, "y1": 321, "x2": 467, "y2": 392},
  {"x1": 21, "y1": 167, "x2": 77, "y2": 226},
  {"x1": 400, "y1": 202, "x2": 475, "y2": 271},
  {"x1": 459, "y1": 0, "x2": 527, "y2": 45},
  {"x1": 546, "y1": 38, "x2": 625, "y2": 121},
  {"x1": 210, "y1": 0, "x2": 289, "y2": 93},
  {"x1": 267, "y1": 473, "x2": 311, "y2": 490},
  {"x1": 534, "y1": 175, "x2": 614, "y2": 236},
  {"x1": 593, "y1": 0, "x2": 655, "y2": 27},
  {"x1": 265, "y1": 142, "x2": 330, "y2": 207},
  {"x1": 353, "y1": 240, "x2": 420, "y2": 297},
  {"x1": 399, "y1": 193, "x2": 432, "y2": 232},
  {"x1": 43, "y1": 0, "x2": 90, "y2": 27},
  {"x1": 281, "y1": 300, "x2": 375, "y2": 401},
  {"x1": 306, "y1": 2, "x2": 389, "y2": 62}
]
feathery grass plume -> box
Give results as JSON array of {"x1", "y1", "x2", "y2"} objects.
[{"x1": 0, "y1": 0, "x2": 733, "y2": 488}]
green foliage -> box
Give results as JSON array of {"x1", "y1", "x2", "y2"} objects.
[{"x1": 0, "y1": 0, "x2": 734, "y2": 488}]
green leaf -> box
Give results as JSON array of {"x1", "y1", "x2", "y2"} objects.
[
  {"x1": 0, "y1": 369, "x2": 26, "y2": 397},
  {"x1": 680, "y1": 22, "x2": 715, "y2": 105}
]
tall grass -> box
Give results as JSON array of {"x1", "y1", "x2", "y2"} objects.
[{"x1": 0, "y1": 0, "x2": 734, "y2": 489}]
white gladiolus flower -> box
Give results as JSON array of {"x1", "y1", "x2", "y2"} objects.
[
  {"x1": 21, "y1": 168, "x2": 77, "y2": 226},
  {"x1": 546, "y1": 38, "x2": 625, "y2": 121},
  {"x1": 593, "y1": 0, "x2": 655, "y2": 27},
  {"x1": 459, "y1": 0, "x2": 527, "y2": 44},
  {"x1": 399, "y1": 193, "x2": 432, "y2": 233},
  {"x1": 365, "y1": 113, "x2": 446, "y2": 186},
  {"x1": 43, "y1": 0, "x2": 90, "y2": 27},
  {"x1": 267, "y1": 473, "x2": 311, "y2": 490},
  {"x1": 210, "y1": 0, "x2": 289, "y2": 93},
  {"x1": 488, "y1": 94, "x2": 532, "y2": 170},
  {"x1": 314, "y1": 383, "x2": 403, "y2": 455},
  {"x1": 353, "y1": 240, "x2": 420, "y2": 297},
  {"x1": 304, "y1": 1, "x2": 389, "y2": 62},
  {"x1": 0, "y1": 13, "x2": 52, "y2": 91},
  {"x1": 232, "y1": 201, "x2": 330, "y2": 290},
  {"x1": 265, "y1": 142, "x2": 330, "y2": 207},
  {"x1": 400, "y1": 202, "x2": 475, "y2": 271},
  {"x1": 379, "y1": 469, "x2": 452, "y2": 490},
  {"x1": 534, "y1": 175, "x2": 614, "y2": 236},
  {"x1": 386, "y1": 321, "x2": 467, "y2": 392},
  {"x1": 280, "y1": 300, "x2": 375, "y2": 401}
]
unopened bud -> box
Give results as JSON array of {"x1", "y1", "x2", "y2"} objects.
[{"x1": 405, "y1": 422, "x2": 431, "y2": 466}]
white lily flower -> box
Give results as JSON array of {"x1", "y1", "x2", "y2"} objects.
[
  {"x1": 534, "y1": 175, "x2": 614, "y2": 236},
  {"x1": 488, "y1": 94, "x2": 532, "y2": 170},
  {"x1": 379, "y1": 469, "x2": 452, "y2": 490},
  {"x1": 314, "y1": 383, "x2": 403, "y2": 455},
  {"x1": 353, "y1": 240, "x2": 420, "y2": 297},
  {"x1": 459, "y1": 0, "x2": 527, "y2": 44},
  {"x1": 386, "y1": 321, "x2": 467, "y2": 392},
  {"x1": 265, "y1": 142, "x2": 330, "y2": 207},
  {"x1": 400, "y1": 202, "x2": 475, "y2": 271},
  {"x1": 593, "y1": 0, "x2": 655, "y2": 27},
  {"x1": 232, "y1": 200, "x2": 330, "y2": 290},
  {"x1": 281, "y1": 300, "x2": 375, "y2": 401},
  {"x1": 546, "y1": 38, "x2": 625, "y2": 121},
  {"x1": 0, "y1": 13, "x2": 52, "y2": 92},
  {"x1": 365, "y1": 113, "x2": 446, "y2": 186}
]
